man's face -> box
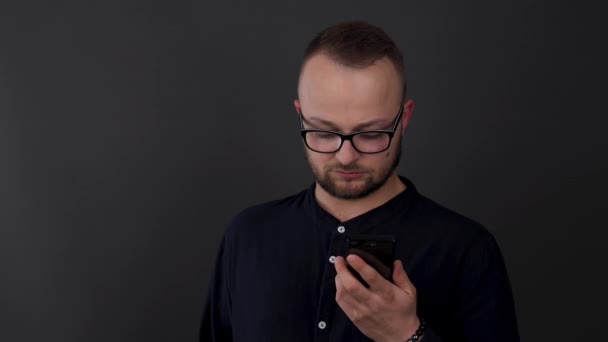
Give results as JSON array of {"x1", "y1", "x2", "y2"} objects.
[{"x1": 296, "y1": 53, "x2": 411, "y2": 200}]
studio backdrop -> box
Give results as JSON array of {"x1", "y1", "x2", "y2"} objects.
[{"x1": 0, "y1": 0, "x2": 606, "y2": 341}]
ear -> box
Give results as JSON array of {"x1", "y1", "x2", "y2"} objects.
[
  {"x1": 294, "y1": 99, "x2": 301, "y2": 115},
  {"x1": 401, "y1": 99, "x2": 414, "y2": 133}
]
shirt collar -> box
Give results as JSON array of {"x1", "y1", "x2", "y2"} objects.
[{"x1": 306, "y1": 175, "x2": 419, "y2": 234}]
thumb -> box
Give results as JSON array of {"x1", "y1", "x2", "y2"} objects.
[{"x1": 392, "y1": 260, "x2": 415, "y2": 294}]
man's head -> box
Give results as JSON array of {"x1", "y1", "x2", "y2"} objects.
[{"x1": 295, "y1": 21, "x2": 414, "y2": 200}]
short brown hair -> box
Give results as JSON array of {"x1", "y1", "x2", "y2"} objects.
[{"x1": 300, "y1": 20, "x2": 406, "y2": 97}]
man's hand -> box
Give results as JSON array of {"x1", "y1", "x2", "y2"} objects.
[{"x1": 334, "y1": 255, "x2": 420, "y2": 342}]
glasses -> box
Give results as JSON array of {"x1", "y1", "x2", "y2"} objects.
[{"x1": 299, "y1": 103, "x2": 404, "y2": 154}]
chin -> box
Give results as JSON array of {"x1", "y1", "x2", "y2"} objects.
[{"x1": 320, "y1": 173, "x2": 381, "y2": 200}]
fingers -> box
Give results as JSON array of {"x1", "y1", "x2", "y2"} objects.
[
  {"x1": 348, "y1": 248, "x2": 392, "y2": 280},
  {"x1": 346, "y1": 254, "x2": 393, "y2": 294},
  {"x1": 392, "y1": 260, "x2": 416, "y2": 296},
  {"x1": 335, "y1": 254, "x2": 394, "y2": 302},
  {"x1": 334, "y1": 256, "x2": 371, "y2": 302},
  {"x1": 335, "y1": 273, "x2": 369, "y2": 323}
]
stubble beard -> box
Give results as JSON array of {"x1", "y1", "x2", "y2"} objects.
[{"x1": 305, "y1": 142, "x2": 402, "y2": 200}]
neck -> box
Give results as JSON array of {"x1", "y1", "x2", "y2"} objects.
[{"x1": 314, "y1": 173, "x2": 406, "y2": 222}]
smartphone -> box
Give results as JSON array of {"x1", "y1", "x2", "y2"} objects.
[{"x1": 344, "y1": 234, "x2": 396, "y2": 288}]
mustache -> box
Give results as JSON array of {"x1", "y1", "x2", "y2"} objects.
[{"x1": 327, "y1": 164, "x2": 369, "y2": 173}]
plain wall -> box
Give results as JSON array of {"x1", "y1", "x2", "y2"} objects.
[{"x1": 1, "y1": 0, "x2": 606, "y2": 341}]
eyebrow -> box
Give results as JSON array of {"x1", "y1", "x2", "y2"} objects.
[{"x1": 302, "y1": 115, "x2": 392, "y2": 131}]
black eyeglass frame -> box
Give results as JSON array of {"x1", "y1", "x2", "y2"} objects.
[{"x1": 298, "y1": 103, "x2": 405, "y2": 154}]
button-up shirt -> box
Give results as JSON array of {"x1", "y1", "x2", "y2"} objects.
[{"x1": 201, "y1": 176, "x2": 520, "y2": 341}]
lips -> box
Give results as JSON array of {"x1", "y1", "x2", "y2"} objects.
[{"x1": 334, "y1": 170, "x2": 364, "y2": 179}]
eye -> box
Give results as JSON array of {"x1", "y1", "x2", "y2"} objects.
[
  {"x1": 312, "y1": 132, "x2": 337, "y2": 140},
  {"x1": 357, "y1": 132, "x2": 385, "y2": 140}
]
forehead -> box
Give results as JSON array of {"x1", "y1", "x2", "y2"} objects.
[{"x1": 298, "y1": 53, "x2": 402, "y2": 122}]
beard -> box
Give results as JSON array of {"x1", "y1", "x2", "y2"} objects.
[{"x1": 305, "y1": 141, "x2": 402, "y2": 200}]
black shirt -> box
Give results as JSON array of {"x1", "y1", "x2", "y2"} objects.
[{"x1": 201, "y1": 176, "x2": 519, "y2": 341}]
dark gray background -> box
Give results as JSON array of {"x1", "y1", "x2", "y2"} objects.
[{"x1": 1, "y1": 0, "x2": 606, "y2": 341}]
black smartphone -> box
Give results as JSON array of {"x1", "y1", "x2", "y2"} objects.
[{"x1": 344, "y1": 234, "x2": 396, "y2": 288}]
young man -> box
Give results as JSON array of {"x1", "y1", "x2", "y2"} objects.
[{"x1": 201, "y1": 21, "x2": 519, "y2": 342}]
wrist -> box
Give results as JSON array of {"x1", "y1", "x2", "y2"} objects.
[
  {"x1": 398, "y1": 316, "x2": 425, "y2": 342},
  {"x1": 383, "y1": 316, "x2": 419, "y2": 342},
  {"x1": 405, "y1": 316, "x2": 421, "y2": 339}
]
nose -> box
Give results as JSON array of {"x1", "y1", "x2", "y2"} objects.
[{"x1": 334, "y1": 140, "x2": 361, "y2": 166}]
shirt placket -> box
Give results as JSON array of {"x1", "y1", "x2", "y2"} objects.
[{"x1": 314, "y1": 224, "x2": 349, "y2": 342}]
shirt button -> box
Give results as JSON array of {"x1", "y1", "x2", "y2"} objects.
[
  {"x1": 329, "y1": 256, "x2": 336, "y2": 263},
  {"x1": 337, "y1": 226, "x2": 346, "y2": 233},
  {"x1": 318, "y1": 321, "x2": 327, "y2": 329}
]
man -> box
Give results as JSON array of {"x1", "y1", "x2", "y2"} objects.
[{"x1": 201, "y1": 21, "x2": 519, "y2": 342}]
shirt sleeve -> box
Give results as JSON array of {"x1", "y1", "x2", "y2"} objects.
[
  {"x1": 453, "y1": 230, "x2": 520, "y2": 341},
  {"x1": 200, "y1": 233, "x2": 233, "y2": 342}
]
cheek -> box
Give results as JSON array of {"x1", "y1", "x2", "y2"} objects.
[
  {"x1": 383, "y1": 142, "x2": 399, "y2": 159},
  {"x1": 306, "y1": 150, "x2": 332, "y2": 166},
  {"x1": 372, "y1": 149, "x2": 392, "y2": 162},
  {"x1": 359, "y1": 152, "x2": 393, "y2": 171},
  {"x1": 355, "y1": 156, "x2": 381, "y2": 169}
]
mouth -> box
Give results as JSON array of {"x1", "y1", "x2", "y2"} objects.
[{"x1": 334, "y1": 170, "x2": 365, "y2": 179}]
